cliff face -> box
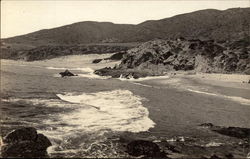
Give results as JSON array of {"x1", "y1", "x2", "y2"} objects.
[{"x1": 116, "y1": 37, "x2": 250, "y2": 74}]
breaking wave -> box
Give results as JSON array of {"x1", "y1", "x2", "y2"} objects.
[
  {"x1": 55, "y1": 89, "x2": 155, "y2": 132},
  {"x1": 2, "y1": 90, "x2": 155, "y2": 157}
]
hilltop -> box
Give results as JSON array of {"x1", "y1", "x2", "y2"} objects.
[{"x1": 1, "y1": 7, "x2": 250, "y2": 61}]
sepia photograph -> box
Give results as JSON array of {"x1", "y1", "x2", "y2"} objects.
[{"x1": 0, "y1": 0, "x2": 250, "y2": 158}]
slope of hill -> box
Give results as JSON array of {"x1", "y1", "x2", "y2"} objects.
[
  {"x1": 3, "y1": 8, "x2": 250, "y2": 44},
  {"x1": 1, "y1": 7, "x2": 250, "y2": 60}
]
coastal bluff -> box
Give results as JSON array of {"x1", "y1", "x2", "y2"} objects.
[{"x1": 95, "y1": 37, "x2": 250, "y2": 78}]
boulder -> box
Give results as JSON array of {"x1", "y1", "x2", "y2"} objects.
[
  {"x1": 1, "y1": 127, "x2": 52, "y2": 158},
  {"x1": 199, "y1": 123, "x2": 214, "y2": 128},
  {"x1": 92, "y1": 58, "x2": 103, "y2": 63},
  {"x1": 106, "y1": 52, "x2": 126, "y2": 61},
  {"x1": 126, "y1": 140, "x2": 166, "y2": 158},
  {"x1": 59, "y1": 69, "x2": 76, "y2": 77}
]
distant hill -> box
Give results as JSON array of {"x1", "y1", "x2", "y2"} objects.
[
  {"x1": 1, "y1": 7, "x2": 250, "y2": 61},
  {"x1": 3, "y1": 8, "x2": 250, "y2": 45}
]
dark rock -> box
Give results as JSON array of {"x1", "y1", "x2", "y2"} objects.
[
  {"x1": 199, "y1": 123, "x2": 250, "y2": 139},
  {"x1": 210, "y1": 154, "x2": 222, "y2": 159},
  {"x1": 59, "y1": 69, "x2": 76, "y2": 77},
  {"x1": 94, "y1": 67, "x2": 149, "y2": 79},
  {"x1": 36, "y1": 134, "x2": 52, "y2": 149},
  {"x1": 106, "y1": 51, "x2": 126, "y2": 61},
  {"x1": 162, "y1": 141, "x2": 180, "y2": 153},
  {"x1": 225, "y1": 153, "x2": 234, "y2": 159},
  {"x1": 1, "y1": 127, "x2": 52, "y2": 158},
  {"x1": 3, "y1": 127, "x2": 37, "y2": 144},
  {"x1": 199, "y1": 123, "x2": 214, "y2": 128},
  {"x1": 92, "y1": 58, "x2": 103, "y2": 63},
  {"x1": 211, "y1": 126, "x2": 250, "y2": 139},
  {"x1": 126, "y1": 140, "x2": 166, "y2": 158}
]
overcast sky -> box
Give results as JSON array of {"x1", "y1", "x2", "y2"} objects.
[{"x1": 1, "y1": 0, "x2": 249, "y2": 38}]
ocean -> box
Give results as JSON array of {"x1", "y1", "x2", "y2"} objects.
[{"x1": 1, "y1": 54, "x2": 250, "y2": 158}]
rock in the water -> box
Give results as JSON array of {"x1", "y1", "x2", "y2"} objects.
[
  {"x1": 92, "y1": 58, "x2": 103, "y2": 63},
  {"x1": 126, "y1": 140, "x2": 166, "y2": 158},
  {"x1": 211, "y1": 126, "x2": 250, "y2": 139},
  {"x1": 3, "y1": 127, "x2": 37, "y2": 144},
  {"x1": 199, "y1": 123, "x2": 250, "y2": 139},
  {"x1": 94, "y1": 67, "x2": 151, "y2": 79},
  {"x1": 199, "y1": 123, "x2": 214, "y2": 128},
  {"x1": 1, "y1": 127, "x2": 52, "y2": 158},
  {"x1": 107, "y1": 51, "x2": 126, "y2": 60},
  {"x1": 59, "y1": 69, "x2": 76, "y2": 77}
]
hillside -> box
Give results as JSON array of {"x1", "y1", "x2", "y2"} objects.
[
  {"x1": 95, "y1": 37, "x2": 250, "y2": 77},
  {"x1": 1, "y1": 7, "x2": 250, "y2": 60},
  {"x1": 3, "y1": 8, "x2": 250, "y2": 45}
]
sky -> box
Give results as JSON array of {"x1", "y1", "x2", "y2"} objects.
[{"x1": 1, "y1": 0, "x2": 249, "y2": 38}]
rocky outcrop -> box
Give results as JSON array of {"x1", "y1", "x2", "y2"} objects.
[
  {"x1": 59, "y1": 69, "x2": 77, "y2": 77},
  {"x1": 92, "y1": 58, "x2": 103, "y2": 63},
  {"x1": 199, "y1": 123, "x2": 250, "y2": 139},
  {"x1": 1, "y1": 127, "x2": 52, "y2": 158},
  {"x1": 92, "y1": 51, "x2": 126, "y2": 63},
  {"x1": 94, "y1": 67, "x2": 150, "y2": 79},
  {"x1": 126, "y1": 140, "x2": 166, "y2": 158},
  {"x1": 95, "y1": 37, "x2": 250, "y2": 78},
  {"x1": 106, "y1": 51, "x2": 126, "y2": 61},
  {"x1": 120, "y1": 38, "x2": 249, "y2": 73}
]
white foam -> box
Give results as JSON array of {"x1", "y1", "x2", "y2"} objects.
[
  {"x1": 46, "y1": 67, "x2": 94, "y2": 73},
  {"x1": 187, "y1": 89, "x2": 250, "y2": 105},
  {"x1": 118, "y1": 75, "x2": 169, "y2": 81},
  {"x1": 73, "y1": 67, "x2": 94, "y2": 73},
  {"x1": 46, "y1": 66, "x2": 67, "y2": 70},
  {"x1": 205, "y1": 142, "x2": 223, "y2": 147},
  {"x1": 47, "y1": 67, "x2": 110, "y2": 79},
  {"x1": 132, "y1": 82, "x2": 153, "y2": 88},
  {"x1": 54, "y1": 90, "x2": 155, "y2": 133},
  {"x1": 77, "y1": 73, "x2": 110, "y2": 79}
]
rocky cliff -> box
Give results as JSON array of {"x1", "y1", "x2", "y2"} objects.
[{"x1": 95, "y1": 37, "x2": 250, "y2": 77}]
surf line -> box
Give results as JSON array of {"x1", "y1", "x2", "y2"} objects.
[
  {"x1": 56, "y1": 94, "x2": 100, "y2": 110},
  {"x1": 187, "y1": 88, "x2": 250, "y2": 105}
]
